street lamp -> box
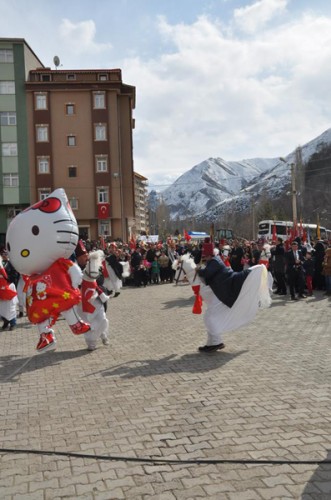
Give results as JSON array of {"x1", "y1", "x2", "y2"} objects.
[{"x1": 279, "y1": 157, "x2": 297, "y2": 226}]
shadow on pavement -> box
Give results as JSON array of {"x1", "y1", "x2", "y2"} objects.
[
  {"x1": 0, "y1": 349, "x2": 90, "y2": 382},
  {"x1": 301, "y1": 450, "x2": 331, "y2": 499},
  {"x1": 93, "y1": 350, "x2": 248, "y2": 379},
  {"x1": 161, "y1": 298, "x2": 193, "y2": 309}
]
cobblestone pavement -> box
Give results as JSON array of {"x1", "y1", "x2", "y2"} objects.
[{"x1": 0, "y1": 281, "x2": 330, "y2": 500}]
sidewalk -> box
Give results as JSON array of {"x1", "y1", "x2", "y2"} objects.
[{"x1": 0, "y1": 283, "x2": 330, "y2": 499}]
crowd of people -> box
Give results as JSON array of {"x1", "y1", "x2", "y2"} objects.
[
  {"x1": 0, "y1": 233, "x2": 330, "y2": 336},
  {"x1": 72, "y1": 234, "x2": 331, "y2": 299}
]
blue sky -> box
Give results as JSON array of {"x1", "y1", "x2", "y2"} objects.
[{"x1": 1, "y1": 0, "x2": 331, "y2": 188}]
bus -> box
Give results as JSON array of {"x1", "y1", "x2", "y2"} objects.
[
  {"x1": 257, "y1": 220, "x2": 328, "y2": 242},
  {"x1": 215, "y1": 228, "x2": 234, "y2": 241}
]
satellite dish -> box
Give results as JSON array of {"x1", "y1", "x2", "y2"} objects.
[{"x1": 53, "y1": 56, "x2": 60, "y2": 68}]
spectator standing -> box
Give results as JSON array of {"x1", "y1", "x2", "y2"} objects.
[
  {"x1": 151, "y1": 256, "x2": 161, "y2": 284},
  {"x1": 229, "y1": 239, "x2": 244, "y2": 271},
  {"x1": 313, "y1": 240, "x2": 326, "y2": 290},
  {"x1": 273, "y1": 237, "x2": 287, "y2": 295},
  {"x1": 158, "y1": 250, "x2": 170, "y2": 283},
  {"x1": 303, "y1": 252, "x2": 315, "y2": 296},
  {"x1": 285, "y1": 241, "x2": 306, "y2": 300},
  {"x1": 146, "y1": 243, "x2": 156, "y2": 284},
  {"x1": 322, "y1": 245, "x2": 331, "y2": 296},
  {"x1": 131, "y1": 246, "x2": 142, "y2": 287},
  {"x1": 249, "y1": 242, "x2": 261, "y2": 267}
]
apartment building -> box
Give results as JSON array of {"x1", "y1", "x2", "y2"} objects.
[
  {"x1": 26, "y1": 66, "x2": 136, "y2": 242},
  {"x1": 133, "y1": 172, "x2": 149, "y2": 235},
  {"x1": 0, "y1": 38, "x2": 44, "y2": 246}
]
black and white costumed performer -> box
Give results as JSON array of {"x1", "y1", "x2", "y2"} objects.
[{"x1": 173, "y1": 238, "x2": 272, "y2": 353}]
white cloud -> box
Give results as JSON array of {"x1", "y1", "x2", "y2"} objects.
[
  {"x1": 58, "y1": 18, "x2": 112, "y2": 55},
  {"x1": 234, "y1": 0, "x2": 288, "y2": 34},
  {"x1": 122, "y1": 11, "x2": 331, "y2": 185},
  {"x1": 1, "y1": 0, "x2": 330, "y2": 188}
]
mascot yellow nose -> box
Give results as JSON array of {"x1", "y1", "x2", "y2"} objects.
[{"x1": 21, "y1": 249, "x2": 30, "y2": 258}]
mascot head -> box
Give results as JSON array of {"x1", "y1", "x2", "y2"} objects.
[{"x1": 6, "y1": 188, "x2": 78, "y2": 275}]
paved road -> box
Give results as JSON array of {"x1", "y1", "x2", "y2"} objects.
[{"x1": 0, "y1": 281, "x2": 330, "y2": 499}]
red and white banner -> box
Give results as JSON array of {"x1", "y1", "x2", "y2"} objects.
[{"x1": 97, "y1": 203, "x2": 110, "y2": 219}]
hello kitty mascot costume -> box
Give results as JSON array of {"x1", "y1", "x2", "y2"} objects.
[{"x1": 5, "y1": 188, "x2": 90, "y2": 352}]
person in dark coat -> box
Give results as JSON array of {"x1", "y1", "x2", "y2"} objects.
[
  {"x1": 229, "y1": 239, "x2": 244, "y2": 271},
  {"x1": 272, "y1": 237, "x2": 287, "y2": 295},
  {"x1": 313, "y1": 240, "x2": 326, "y2": 290},
  {"x1": 198, "y1": 239, "x2": 250, "y2": 308},
  {"x1": 285, "y1": 241, "x2": 306, "y2": 300},
  {"x1": 130, "y1": 246, "x2": 143, "y2": 287},
  {"x1": 146, "y1": 243, "x2": 156, "y2": 284}
]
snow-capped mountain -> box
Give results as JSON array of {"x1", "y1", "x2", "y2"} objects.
[{"x1": 161, "y1": 128, "x2": 331, "y2": 220}]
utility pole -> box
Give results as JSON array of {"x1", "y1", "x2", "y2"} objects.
[
  {"x1": 279, "y1": 157, "x2": 298, "y2": 227},
  {"x1": 251, "y1": 197, "x2": 255, "y2": 240},
  {"x1": 291, "y1": 162, "x2": 298, "y2": 227}
]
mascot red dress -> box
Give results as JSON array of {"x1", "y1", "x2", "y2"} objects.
[{"x1": 5, "y1": 188, "x2": 90, "y2": 352}]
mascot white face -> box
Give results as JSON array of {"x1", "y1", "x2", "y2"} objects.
[{"x1": 6, "y1": 188, "x2": 79, "y2": 275}]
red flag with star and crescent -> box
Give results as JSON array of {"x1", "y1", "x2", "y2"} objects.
[{"x1": 97, "y1": 203, "x2": 110, "y2": 219}]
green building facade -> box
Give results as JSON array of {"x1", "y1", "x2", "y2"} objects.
[{"x1": 0, "y1": 38, "x2": 44, "y2": 247}]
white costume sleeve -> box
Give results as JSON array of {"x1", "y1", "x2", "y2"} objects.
[{"x1": 69, "y1": 262, "x2": 83, "y2": 288}]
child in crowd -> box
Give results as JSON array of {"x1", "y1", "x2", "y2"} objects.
[
  {"x1": 151, "y1": 256, "x2": 161, "y2": 284},
  {"x1": 303, "y1": 252, "x2": 315, "y2": 296}
]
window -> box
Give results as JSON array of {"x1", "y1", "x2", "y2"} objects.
[
  {"x1": 41, "y1": 74, "x2": 51, "y2": 82},
  {"x1": 95, "y1": 124, "x2": 106, "y2": 141},
  {"x1": 67, "y1": 74, "x2": 76, "y2": 80},
  {"x1": 93, "y1": 92, "x2": 105, "y2": 109},
  {"x1": 38, "y1": 188, "x2": 51, "y2": 200},
  {"x1": 37, "y1": 157, "x2": 50, "y2": 174},
  {"x1": 99, "y1": 220, "x2": 110, "y2": 236},
  {"x1": 0, "y1": 49, "x2": 14, "y2": 63},
  {"x1": 97, "y1": 187, "x2": 109, "y2": 203},
  {"x1": 66, "y1": 104, "x2": 75, "y2": 115},
  {"x1": 36, "y1": 125, "x2": 49, "y2": 142},
  {"x1": 69, "y1": 197, "x2": 79, "y2": 210},
  {"x1": 67, "y1": 135, "x2": 76, "y2": 146},
  {"x1": 0, "y1": 112, "x2": 16, "y2": 126},
  {"x1": 0, "y1": 81, "x2": 15, "y2": 94},
  {"x1": 35, "y1": 93, "x2": 47, "y2": 110},
  {"x1": 3, "y1": 173, "x2": 19, "y2": 187},
  {"x1": 7, "y1": 207, "x2": 21, "y2": 219},
  {"x1": 95, "y1": 155, "x2": 108, "y2": 172},
  {"x1": 2, "y1": 143, "x2": 17, "y2": 156},
  {"x1": 68, "y1": 166, "x2": 77, "y2": 178},
  {"x1": 98, "y1": 74, "x2": 108, "y2": 81}
]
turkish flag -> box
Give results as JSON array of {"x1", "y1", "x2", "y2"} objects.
[
  {"x1": 184, "y1": 229, "x2": 191, "y2": 242},
  {"x1": 97, "y1": 203, "x2": 110, "y2": 219},
  {"x1": 272, "y1": 223, "x2": 277, "y2": 244}
]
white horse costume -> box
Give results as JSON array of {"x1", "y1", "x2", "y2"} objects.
[
  {"x1": 173, "y1": 254, "x2": 272, "y2": 347},
  {"x1": 78, "y1": 250, "x2": 110, "y2": 351}
]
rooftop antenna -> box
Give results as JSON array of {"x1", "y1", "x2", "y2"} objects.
[{"x1": 53, "y1": 55, "x2": 61, "y2": 69}]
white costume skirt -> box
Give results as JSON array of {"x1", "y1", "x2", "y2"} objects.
[
  {"x1": 201, "y1": 265, "x2": 271, "y2": 340},
  {"x1": 0, "y1": 283, "x2": 19, "y2": 321},
  {"x1": 104, "y1": 266, "x2": 122, "y2": 294}
]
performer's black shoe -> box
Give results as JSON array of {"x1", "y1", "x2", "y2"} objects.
[
  {"x1": 2, "y1": 319, "x2": 9, "y2": 330},
  {"x1": 198, "y1": 343, "x2": 225, "y2": 353}
]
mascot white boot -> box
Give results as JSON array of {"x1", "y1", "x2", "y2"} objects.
[{"x1": 5, "y1": 189, "x2": 90, "y2": 352}]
